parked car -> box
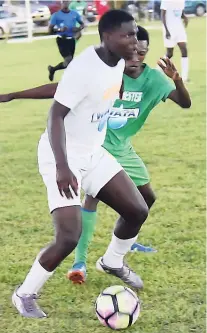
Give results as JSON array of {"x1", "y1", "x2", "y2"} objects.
[
  {"x1": 38, "y1": 0, "x2": 61, "y2": 15},
  {"x1": 0, "y1": 9, "x2": 28, "y2": 38},
  {"x1": 150, "y1": 0, "x2": 206, "y2": 17},
  {"x1": 30, "y1": 2, "x2": 51, "y2": 25},
  {"x1": 184, "y1": 0, "x2": 206, "y2": 16},
  {"x1": 10, "y1": 1, "x2": 50, "y2": 26}
]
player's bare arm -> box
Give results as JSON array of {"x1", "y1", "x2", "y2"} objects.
[
  {"x1": 158, "y1": 57, "x2": 191, "y2": 108},
  {"x1": 49, "y1": 23, "x2": 55, "y2": 34},
  {"x1": 0, "y1": 83, "x2": 58, "y2": 103},
  {"x1": 48, "y1": 101, "x2": 78, "y2": 198},
  {"x1": 72, "y1": 20, "x2": 84, "y2": 33},
  {"x1": 161, "y1": 9, "x2": 170, "y2": 39},
  {"x1": 182, "y1": 10, "x2": 188, "y2": 27}
]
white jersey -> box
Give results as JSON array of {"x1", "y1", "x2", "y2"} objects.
[
  {"x1": 42, "y1": 46, "x2": 125, "y2": 157},
  {"x1": 161, "y1": 0, "x2": 185, "y2": 27}
]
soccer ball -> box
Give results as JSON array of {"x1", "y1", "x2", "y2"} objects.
[{"x1": 95, "y1": 285, "x2": 140, "y2": 330}]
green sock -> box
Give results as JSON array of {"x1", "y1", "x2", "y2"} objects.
[{"x1": 74, "y1": 209, "x2": 97, "y2": 264}]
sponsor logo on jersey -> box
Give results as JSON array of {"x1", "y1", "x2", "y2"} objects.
[
  {"x1": 122, "y1": 91, "x2": 143, "y2": 103},
  {"x1": 173, "y1": 9, "x2": 182, "y2": 17},
  {"x1": 91, "y1": 104, "x2": 140, "y2": 132}
]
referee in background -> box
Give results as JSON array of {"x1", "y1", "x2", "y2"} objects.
[{"x1": 48, "y1": 1, "x2": 84, "y2": 81}]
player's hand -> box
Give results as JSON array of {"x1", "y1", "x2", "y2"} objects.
[
  {"x1": 56, "y1": 164, "x2": 78, "y2": 199},
  {"x1": 166, "y1": 30, "x2": 171, "y2": 39},
  {"x1": 157, "y1": 57, "x2": 181, "y2": 81},
  {"x1": 0, "y1": 93, "x2": 13, "y2": 103},
  {"x1": 183, "y1": 16, "x2": 188, "y2": 27},
  {"x1": 72, "y1": 27, "x2": 81, "y2": 33}
]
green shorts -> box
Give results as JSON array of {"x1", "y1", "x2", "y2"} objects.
[{"x1": 111, "y1": 148, "x2": 150, "y2": 187}]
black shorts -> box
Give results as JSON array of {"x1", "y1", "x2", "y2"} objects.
[{"x1": 56, "y1": 37, "x2": 76, "y2": 58}]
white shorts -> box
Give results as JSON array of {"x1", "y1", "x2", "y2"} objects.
[
  {"x1": 38, "y1": 137, "x2": 122, "y2": 212},
  {"x1": 163, "y1": 25, "x2": 187, "y2": 48}
]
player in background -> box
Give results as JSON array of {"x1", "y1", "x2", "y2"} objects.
[
  {"x1": 48, "y1": 0, "x2": 84, "y2": 82},
  {"x1": 11, "y1": 10, "x2": 149, "y2": 319},
  {"x1": 69, "y1": 0, "x2": 87, "y2": 40},
  {"x1": 69, "y1": 0, "x2": 87, "y2": 17},
  {"x1": 0, "y1": 26, "x2": 191, "y2": 284},
  {"x1": 161, "y1": 0, "x2": 189, "y2": 82}
]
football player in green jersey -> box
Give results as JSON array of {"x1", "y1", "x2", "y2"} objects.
[
  {"x1": 69, "y1": 0, "x2": 87, "y2": 16},
  {"x1": 0, "y1": 26, "x2": 191, "y2": 284}
]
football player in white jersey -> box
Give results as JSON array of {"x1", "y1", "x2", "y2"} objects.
[
  {"x1": 11, "y1": 10, "x2": 148, "y2": 319},
  {"x1": 161, "y1": 0, "x2": 189, "y2": 82}
]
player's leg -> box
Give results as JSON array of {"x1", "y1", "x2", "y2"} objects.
[
  {"x1": 138, "y1": 183, "x2": 156, "y2": 209},
  {"x1": 63, "y1": 38, "x2": 76, "y2": 67},
  {"x1": 12, "y1": 206, "x2": 82, "y2": 318},
  {"x1": 96, "y1": 170, "x2": 148, "y2": 289},
  {"x1": 177, "y1": 24, "x2": 188, "y2": 82},
  {"x1": 178, "y1": 42, "x2": 189, "y2": 82},
  {"x1": 116, "y1": 151, "x2": 155, "y2": 208},
  {"x1": 12, "y1": 141, "x2": 82, "y2": 318},
  {"x1": 83, "y1": 149, "x2": 149, "y2": 288},
  {"x1": 130, "y1": 183, "x2": 157, "y2": 253},
  {"x1": 163, "y1": 27, "x2": 176, "y2": 59},
  {"x1": 67, "y1": 153, "x2": 157, "y2": 284},
  {"x1": 166, "y1": 47, "x2": 174, "y2": 59},
  {"x1": 116, "y1": 152, "x2": 157, "y2": 253},
  {"x1": 48, "y1": 37, "x2": 66, "y2": 81},
  {"x1": 67, "y1": 195, "x2": 99, "y2": 284},
  {"x1": 67, "y1": 185, "x2": 156, "y2": 283},
  {"x1": 48, "y1": 38, "x2": 75, "y2": 81},
  {"x1": 72, "y1": 151, "x2": 156, "y2": 281},
  {"x1": 156, "y1": 30, "x2": 175, "y2": 71}
]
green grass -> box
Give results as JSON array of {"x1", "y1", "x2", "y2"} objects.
[{"x1": 0, "y1": 18, "x2": 206, "y2": 333}]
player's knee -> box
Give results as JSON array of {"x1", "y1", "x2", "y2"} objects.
[
  {"x1": 181, "y1": 47, "x2": 188, "y2": 57},
  {"x1": 83, "y1": 194, "x2": 99, "y2": 211},
  {"x1": 56, "y1": 230, "x2": 80, "y2": 257},
  {"x1": 64, "y1": 56, "x2": 72, "y2": 67},
  {"x1": 136, "y1": 202, "x2": 149, "y2": 223},
  {"x1": 146, "y1": 192, "x2": 156, "y2": 209},
  {"x1": 151, "y1": 192, "x2": 156, "y2": 206},
  {"x1": 166, "y1": 48, "x2": 173, "y2": 59},
  {"x1": 126, "y1": 201, "x2": 149, "y2": 226},
  {"x1": 167, "y1": 51, "x2": 173, "y2": 59},
  {"x1": 55, "y1": 220, "x2": 81, "y2": 257}
]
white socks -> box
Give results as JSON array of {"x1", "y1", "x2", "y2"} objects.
[
  {"x1": 18, "y1": 255, "x2": 54, "y2": 296},
  {"x1": 181, "y1": 57, "x2": 189, "y2": 82},
  {"x1": 103, "y1": 234, "x2": 138, "y2": 269}
]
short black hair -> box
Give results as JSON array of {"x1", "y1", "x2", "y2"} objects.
[
  {"x1": 98, "y1": 9, "x2": 134, "y2": 40},
  {"x1": 137, "y1": 25, "x2": 150, "y2": 45}
]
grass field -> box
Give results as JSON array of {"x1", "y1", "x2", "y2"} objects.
[{"x1": 0, "y1": 18, "x2": 206, "y2": 333}]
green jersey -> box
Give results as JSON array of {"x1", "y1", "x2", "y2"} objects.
[
  {"x1": 69, "y1": 1, "x2": 86, "y2": 16},
  {"x1": 103, "y1": 64, "x2": 175, "y2": 156}
]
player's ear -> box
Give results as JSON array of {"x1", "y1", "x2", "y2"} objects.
[{"x1": 102, "y1": 31, "x2": 111, "y2": 42}]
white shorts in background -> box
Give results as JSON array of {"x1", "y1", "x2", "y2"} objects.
[
  {"x1": 38, "y1": 138, "x2": 122, "y2": 213},
  {"x1": 163, "y1": 24, "x2": 187, "y2": 48}
]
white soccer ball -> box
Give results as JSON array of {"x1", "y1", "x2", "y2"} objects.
[{"x1": 95, "y1": 285, "x2": 140, "y2": 330}]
